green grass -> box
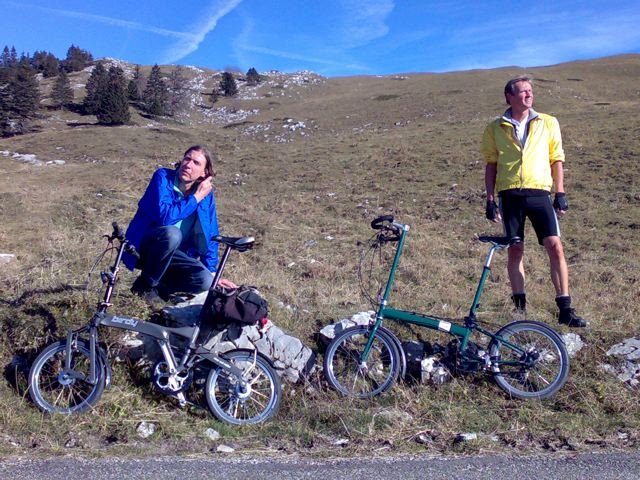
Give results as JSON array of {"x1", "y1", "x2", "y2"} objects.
[{"x1": 0, "y1": 55, "x2": 639, "y2": 457}]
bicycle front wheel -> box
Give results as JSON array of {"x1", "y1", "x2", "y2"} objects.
[
  {"x1": 28, "y1": 339, "x2": 107, "y2": 414},
  {"x1": 205, "y1": 349, "x2": 282, "y2": 425},
  {"x1": 323, "y1": 326, "x2": 401, "y2": 398},
  {"x1": 489, "y1": 320, "x2": 569, "y2": 400}
]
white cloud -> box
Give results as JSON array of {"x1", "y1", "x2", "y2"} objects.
[
  {"x1": 338, "y1": 0, "x2": 395, "y2": 47},
  {"x1": 161, "y1": 0, "x2": 244, "y2": 63},
  {"x1": 8, "y1": 2, "x2": 190, "y2": 39}
]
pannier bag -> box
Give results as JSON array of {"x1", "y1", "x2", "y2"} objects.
[{"x1": 200, "y1": 284, "x2": 268, "y2": 327}]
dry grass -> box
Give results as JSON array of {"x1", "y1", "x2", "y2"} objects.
[{"x1": 0, "y1": 55, "x2": 639, "y2": 457}]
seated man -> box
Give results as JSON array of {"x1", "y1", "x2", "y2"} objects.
[{"x1": 124, "y1": 145, "x2": 227, "y2": 302}]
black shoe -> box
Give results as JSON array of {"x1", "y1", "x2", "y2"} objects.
[
  {"x1": 131, "y1": 278, "x2": 165, "y2": 307},
  {"x1": 558, "y1": 308, "x2": 587, "y2": 328}
]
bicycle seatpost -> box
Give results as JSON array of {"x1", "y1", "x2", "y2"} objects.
[{"x1": 210, "y1": 245, "x2": 232, "y2": 290}]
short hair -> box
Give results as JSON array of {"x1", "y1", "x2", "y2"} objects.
[
  {"x1": 504, "y1": 75, "x2": 533, "y2": 96},
  {"x1": 183, "y1": 145, "x2": 216, "y2": 178}
]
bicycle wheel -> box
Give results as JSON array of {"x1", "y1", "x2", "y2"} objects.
[
  {"x1": 205, "y1": 349, "x2": 282, "y2": 425},
  {"x1": 489, "y1": 320, "x2": 569, "y2": 400},
  {"x1": 323, "y1": 326, "x2": 401, "y2": 398},
  {"x1": 29, "y1": 339, "x2": 107, "y2": 414}
]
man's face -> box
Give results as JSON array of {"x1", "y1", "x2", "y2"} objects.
[
  {"x1": 507, "y1": 81, "x2": 533, "y2": 110},
  {"x1": 178, "y1": 150, "x2": 207, "y2": 184}
]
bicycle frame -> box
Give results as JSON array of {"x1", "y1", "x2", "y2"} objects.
[
  {"x1": 362, "y1": 221, "x2": 526, "y2": 366},
  {"x1": 63, "y1": 226, "x2": 252, "y2": 395}
]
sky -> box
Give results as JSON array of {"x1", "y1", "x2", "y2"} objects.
[{"x1": 2, "y1": 0, "x2": 639, "y2": 77}]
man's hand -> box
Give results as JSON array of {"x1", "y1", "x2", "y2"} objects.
[
  {"x1": 194, "y1": 175, "x2": 213, "y2": 202},
  {"x1": 553, "y1": 192, "x2": 568, "y2": 215},
  {"x1": 485, "y1": 200, "x2": 501, "y2": 222},
  {"x1": 217, "y1": 278, "x2": 237, "y2": 289}
]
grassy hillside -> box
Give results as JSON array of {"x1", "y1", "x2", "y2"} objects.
[{"x1": 0, "y1": 55, "x2": 639, "y2": 456}]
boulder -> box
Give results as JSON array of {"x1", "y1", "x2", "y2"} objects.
[{"x1": 133, "y1": 291, "x2": 316, "y2": 383}]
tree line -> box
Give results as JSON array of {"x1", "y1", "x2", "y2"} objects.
[{"x1": 1, "y1": 43, "x2": 264, "y2": 137}]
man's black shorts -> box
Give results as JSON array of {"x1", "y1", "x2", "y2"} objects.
[{"x1": 498, "y1": 189, "x2": 560, "y2": 245}]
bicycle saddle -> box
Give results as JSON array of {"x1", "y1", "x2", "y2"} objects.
[
  {"x1": 212, "y1": 235, "x2": 255, "y2": 252},
  {"x1": 477, "y1": 236, "x2": 522, "y2": 246}
]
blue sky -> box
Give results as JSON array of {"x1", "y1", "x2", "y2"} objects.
[{"x1": 2, "y1": 0, "x2": 639, "y2": 77}]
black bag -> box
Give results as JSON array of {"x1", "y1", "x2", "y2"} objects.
[{"x1": 200, "y1": 285, "x2": 268, "y2": 327}]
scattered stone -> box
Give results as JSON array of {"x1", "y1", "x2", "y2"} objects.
[
  {"x1": 216, "y1": 444, "x2": 235, "y2": 453},
  {"x1": 332, "y1": 438, "x2": 349, "y2": 447},
  {"x1": 415, "y1": 433, "x2": 433, "y2": 445},
  {"x1": 563, "y1": 333, "x2": 585, "y2": 357},
  {"x1": 205, "y1": 428, "x2": 221, "y2": 441},
  {"x1": 136, "y1": 421, "x2": 155, "y2": 439},
  {"x1": 0, "y1": 254, "x2": 15, "y2": 265},
  {"x1": 318, "y1": 311, "x2": 375, "y2": 344},
  {"x1": 601, "y1": 337, "x2": 640, "y2": 388},
  {"x1": 64, "y1": 437, "x2": 79, "y2": 448},
  {"x1": 455, "y1": 432, "x2": 478, "y2": 443}
]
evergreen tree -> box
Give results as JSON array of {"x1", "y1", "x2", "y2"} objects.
[
  {"x1": 9, "y1": 47, "x2": 17, "y2": 67},
  {"x1": 62, "y1": 44, "x2": 93, "y2": 73},
  {"x1": 51, "y1": 69, "x2": 74, "y2": 109},
  {"x1": 83, "y1": 62, "x2": 107, "y2": 115},
  {"x1": 219, "y1": 71, "x2": 237, "y2": 97},
  {"x1": 1, "y1": 46, "x2": 11, "y2": 68},
  {"x1": 32, "y1": 51, "x2": 60, "y2": 78},
  {"x1": 0, "y1": 65, "x2": 40, "y2": 135},
  {"x1": 166, "y1": 66, "x2": 188, "y2": 116},
  {"x1": 127, "y1": 64, "x2": 143, "y2": 101},
  {"x1": 96, "y1": 65, "x2": 129, "y2": 125},
  {"x1": 246, "y1": 67, "x2": 260, "y2": 86},
  {"x1": 142, "y1": 64, "x2": 168, "y2": 116}
]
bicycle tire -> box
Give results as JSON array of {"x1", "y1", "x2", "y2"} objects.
[
  {"x1": 323, "y1": 326, "x2": 402, "y2": 398},
  {"x1": 489, "y1": 320, "x2": 569, "y2": 400},
  {"x1": 28, "y1": 339, "x2": 107, "y2": 414},
  {"x1": 205, "y1": 349, "x2": 282, "y2": 425}
]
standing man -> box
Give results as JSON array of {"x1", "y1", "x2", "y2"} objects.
[
  {"x1": 124, "y1": 145, "x2": 227, "y2": 302},
  {"x1": 481, "y1": 75, "x2": 586, "y2": 327}
]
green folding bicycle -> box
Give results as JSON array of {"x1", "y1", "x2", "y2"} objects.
[{"x1": 323, "y1": 215, "x2": 569, "y2": 400}]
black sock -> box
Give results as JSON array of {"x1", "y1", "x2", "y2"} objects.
[
  {"x1": 555, "y1": 295, "x2": 572, "y2": 311},
  {"x1": 511, "y1": 293, "x2": 526, "y2": 310}
]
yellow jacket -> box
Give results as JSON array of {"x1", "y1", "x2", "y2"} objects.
[{"x1": 481, "y1": 112, "x2": 564, "y2": 192}]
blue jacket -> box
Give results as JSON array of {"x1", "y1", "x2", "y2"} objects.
[{"x1": 124, "y1": 168, "x2": 219, "y2": 271}]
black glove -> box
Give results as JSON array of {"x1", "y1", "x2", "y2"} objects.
[
  {"x1": 553, "y1": 192, "x2": 569, "y2": 211},
  {"x1": 485, "y1": 200, "x2": 498, "y2": 221}
]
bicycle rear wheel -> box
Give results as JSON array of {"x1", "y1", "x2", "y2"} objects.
[
  {"x1": 205, "y1": 349, "x2": 282, "y2": 425},
  {"x1": 28, "y1": 339, "x2": 107, "y2": 414},
  {"x1": 489, "y1": 320, "x2": 569, "y2": 400},
  {"x1": 323, "y1": 326, "x2": 401, "y2": 398}
]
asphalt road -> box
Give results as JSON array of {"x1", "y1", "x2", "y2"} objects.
[{"x1": 1, "y1": 452, "x2": 639, "y2": 479}]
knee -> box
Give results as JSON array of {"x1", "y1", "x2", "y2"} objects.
[
  {"x1": 194, "y1": 269, "x2": 213, "y2": 292},
  {"x1": 156, "y1": 226, "x2": 182, "y2": 249},
  {"x1": 544, "y1": 237, "x2": 565, "y2": 260},
  {"x1": 508, "y1": 243, "x2": 524, "y2": 261}
]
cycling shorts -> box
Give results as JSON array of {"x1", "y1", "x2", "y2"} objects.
[{"x1": 498, "y1": 189, "x2": 560, "y2": 245}]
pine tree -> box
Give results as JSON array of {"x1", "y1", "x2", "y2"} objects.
[
  {"x1": 166, "y1": 66, "x2": 188, "y2": 116},
  {"x1": 32, "y1": 51, "x2": 60, "y2": 78},
  {"x1": 219, "y1": 71, "x2": 238, "y2": 97},
  {"x1": 246, "y1": 67, "x2": 260, "y2": 86},
  {"x1": 1, "y1": 65, "x2": 40, "y2": 135},
  {"x1": 1, "y1": 46, "x2": 11, "y2": 68},
  {"x1": 127, "y1": 64, "x2": 143, "y2": 101},
  {"x1": 62, "y1": 44, "x2": 93, "y2": 73},
  {"x1": 142, "y1": 64, "x2": 168, "y2": 116},
  {"x1": 96, "y1": 65, "x2": 129, "y2": 125},
  {"x1": 83, "y1": 62, "x2": 107, "y2": 115},
  {"x1": 51, "y1": 69, "x2": 74, "y2": 109}
]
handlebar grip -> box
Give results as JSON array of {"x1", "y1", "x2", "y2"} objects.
[
  {"x1": 112, "y1": 222, "x2": 125, "y2": 241},
  {"x1": 371, "y1": 215, "x2": 394, "y2": 230}
]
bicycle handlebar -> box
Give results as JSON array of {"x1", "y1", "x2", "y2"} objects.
[
  {"x1": 371, "y1": 215, "x2": 406, "y2": 242},
  {"x1": 110, "y1": 222, "x2": 140, "y2": 260}
]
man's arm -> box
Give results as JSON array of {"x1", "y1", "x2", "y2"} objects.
[
  {"x1": 485, "y1": 163, "x2": 498, "y2": 202},
  {"x1": 551, "y1": 161, "x2": 564, "y2": 193}
]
